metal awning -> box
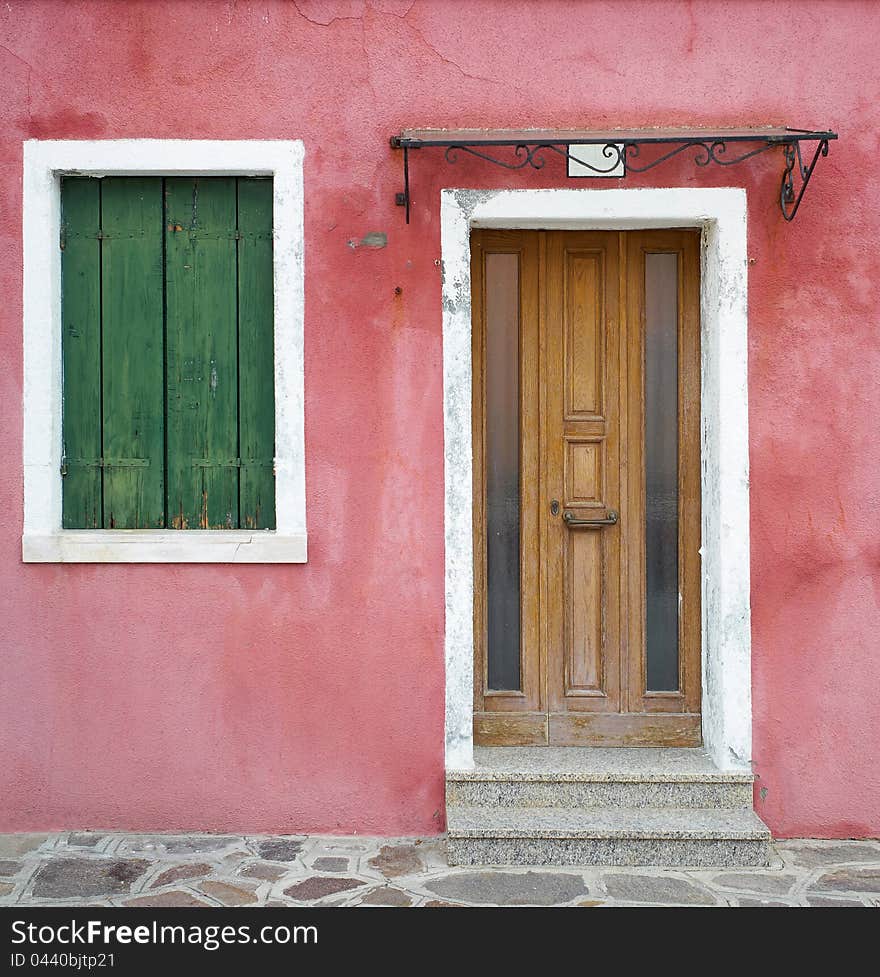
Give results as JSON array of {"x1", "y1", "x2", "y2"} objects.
[{"x1": 389, "y1": 127, "x2": 837, "y2": 223}]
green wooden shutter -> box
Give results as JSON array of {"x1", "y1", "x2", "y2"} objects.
[
  {"x1": 165, "y1": 178, "x2": 239, "y2": 529},
  {"x1": 61, "y1": 176, "x2": 275, "y2": 531},
  {"x1": 61, "y1": 178, "x2": 102, "y2": 529},
  {"x1": 237, "y1": 178, "x2": 276, "y2": 529},
  {"x1": 100, "y1": 178, "x2": 165, "y2": 528}
]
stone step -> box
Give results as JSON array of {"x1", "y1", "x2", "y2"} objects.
[
  {"x1": 446, "y1": 805, "x2": 772, "y2": 868},
  {"x1": 447, "y1": 747, "x2": 754, "y2": 810}
]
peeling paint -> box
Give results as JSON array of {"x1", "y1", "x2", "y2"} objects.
[{"x1": 347, "y1": 231, "x2": 387, "y2": 249}]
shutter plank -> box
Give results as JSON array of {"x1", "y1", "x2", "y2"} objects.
[
  {"x1": 61, "y1": 178, "x2": 103, "y2": 528},
  {"x1": 165, "y1": 178, "x2": 239, "y2": 529},
  {"x1": 100, "y1": 178, "x2": 165, "y2": 528},
  {"x1": 237, "y1": 178, "x2": 276, "y2": 529}
]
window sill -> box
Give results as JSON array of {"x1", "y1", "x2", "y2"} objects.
[{"x1": 22, "y1": 531, "x2": 308, "y2": 564}]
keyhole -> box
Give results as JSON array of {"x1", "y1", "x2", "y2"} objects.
[{"x1": 550, "y1": 500, "x2": 560, "y2": 516}]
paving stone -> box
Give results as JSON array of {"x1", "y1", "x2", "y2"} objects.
[
  {"x1": 804, "y1": 895, "x2": 866, "y2": 907},
  {"x1": 359, "y1": 886, "x2": 413, "y2": 907},
  {"x1": 712, "y1": 872, "x2": 797, "y2": 896},
  {"x1": 368, "y1": 844, "x2": 424, "y2": 879},
  {"x1": 0, "y1": 882, "x2": 15, "y2": 897},
  {"x1": 426, "y1": 871, "x2": 588, "y2": 906},
  {"x1": 0, "y1": 860, "x2": 23, "y2": 877},
  {"x1": 199, "y1": 880, "x2": 259, "y2": 906},
  {"x1": 239, "y1": 861, "x2": 288, "y2": 881},
  {"x1": 809, "y1": 867, "x2": 880, "y2": 894},
  {"x1": 313, "y1": 857, "x2": 349, "y2": 873},
  {"x1": 736, "y1": 897, "x2": 793, "y2": 907},
  {"x1": 254, "y1": 839, "x2": 304, "y2": 862},
  {"x1": 126, "y1": 890, "x2": 211, "y2": 907},
  {"x1": 577, "y1": 899, "x2": 604, "y2": 907},
  {"x1": 780, "y1": 842, "x2": 880, "y2": 869},
  {"x1": 418, "y1": 839, "x2": 454, "y2": 868},
  {"x1": 602, "y1": 874, "x2": 715, "y2": 905},
  {"x1": 163, "y1": 836, "x2": 239, "y2": 854},
  {"x1": 0, "y1": 835, "x2": 50, "y2": 857},
  {"x1": 421, "y1": 899, "x2": 461, "y2": 907},
  {"x1": 32, "y1": 858, "x2": 150, "y2": 898},
  {"x1": 284, "y1": 876, "x2": 365, "y2": 901},
  {"x1": 114, "y1": 837, "x2": 166, "y2": 854},
  {"x1": 67, "y1": 833, "x2": 103, "y2": 848},
  {"x1": 150, "y1": 862, "x2": 213, "y2": 888}
]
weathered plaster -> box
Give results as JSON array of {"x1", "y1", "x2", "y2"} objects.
[
  {"x1": 2, "y1": 0, "x2": 877, "y2": 838},
  {"x1": 441, "y1": 187, "x2": 751, "y2": 773},
  {"x1": 21, "y1": 139, "x2": 307, "y2": 562}
]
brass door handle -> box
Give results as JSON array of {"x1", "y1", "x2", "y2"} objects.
[{"x1": 563, "y1": 509, "x2": 619, "y2": 528}]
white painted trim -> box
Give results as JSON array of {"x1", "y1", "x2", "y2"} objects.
[
  {"x1": 441, "y1": 187, "x2": 751, "y2": 773},
  {"x1": 21, "y1": 140, "x2": 307, "y2": 564},
  {"x1": 22, "y1": 531, "x2": 306, "y2": 564}
]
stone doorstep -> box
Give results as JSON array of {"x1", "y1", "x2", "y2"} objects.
[
  {"x1": 445, "y1": 807, "x2": 771, "y2": 867},
  {"x1": 446, "y1": 779, "x2": 754, "y2": 810},
  {"x1": 447, "y1": 806, "x2": 770, "y2": 841},
  {"x1": 448, "y1": 747, "x2": 754, "y2": 783},
  {"x1": 447, "y1": 836, "x2": 771, "y2": 869}
]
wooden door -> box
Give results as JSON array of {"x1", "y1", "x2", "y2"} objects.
[{"x1": 472, "y1": 229, "x2": 701, "y2": 747}]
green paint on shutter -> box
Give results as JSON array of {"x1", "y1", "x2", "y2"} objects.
[
  {"x1": 165, "y1": 178, "x2": 240, "y2": 529},
  {"x1": 61, "y1": 178, "x2": 103, "y2": 529},
  {"x1": 100, "y1": 178, "x2": 165, "y2": 528},
  {"x1": 61, "y1": 176, "x2": 276, "y2": 533},
  {"x1": 237, "y1": 178, "x2": 276, "y2": 529}
]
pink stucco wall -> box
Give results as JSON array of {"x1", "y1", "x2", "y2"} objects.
[{"x1": 1, "y1": 0, "x2": 878, "y2": 838}]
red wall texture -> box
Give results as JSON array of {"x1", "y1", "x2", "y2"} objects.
[{"x1": 1, "y1": 0, "x2": 878, "y2": 837}]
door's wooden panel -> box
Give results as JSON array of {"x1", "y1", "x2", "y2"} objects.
[
  {"x1": 567, "y1": 529, "x2": 603, "y2": 692},
  {"x1": 474, "y1": 712, "x2": 549, "y2": 747},
  {"x1": 624, "y1": 230, "x2": 702, "y2": 719},
  {"x1": 471, "y1": 231, "x2": 543, "y2": 729},
  {"x1": 545, "y1": 232, "x2": 622, "y2": 716},
  {"x1": 565, "y1": 253, "x2": 603, "y2": 418},
  {"x1": 549, "y1": 712, "x2": 702, "y2": 747},
  {"x1": 566, "y1": 440, "x2": 602, "y2": 505}
]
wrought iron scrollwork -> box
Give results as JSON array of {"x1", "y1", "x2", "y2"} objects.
[
  {"x1": 444, "y1": 144, "x2": 548, "y2": 170},
  {"x1": 441, "y1": 138, "x2": 799, "y2": 179}
]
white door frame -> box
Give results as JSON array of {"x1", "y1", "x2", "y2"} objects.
[{"x1": 440, "y1": 187, "x2": 752, "y2": 773}]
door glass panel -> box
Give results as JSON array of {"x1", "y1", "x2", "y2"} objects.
[
  {"x1": 485, "y1": 252, "x2": 521, "y2": 691},
  {"x1": 645, "y1": 252, "x2": 679, "y2": 692}
]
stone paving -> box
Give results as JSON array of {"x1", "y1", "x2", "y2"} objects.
[{"x1": 0, "y1": 833, "x2": 878, "y2": 907}]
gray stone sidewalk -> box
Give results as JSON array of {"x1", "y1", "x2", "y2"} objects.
[{"x1": 0, "y1": 833, "x2": 878, "y2": 907}]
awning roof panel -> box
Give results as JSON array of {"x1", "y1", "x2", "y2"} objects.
[{"x1": 394, "y1": 127, "x2": 837, "y2": 147}]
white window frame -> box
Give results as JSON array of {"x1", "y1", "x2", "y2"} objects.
[{"x1": 22, "y1": 139, "x2": 307, "y2": 563}]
